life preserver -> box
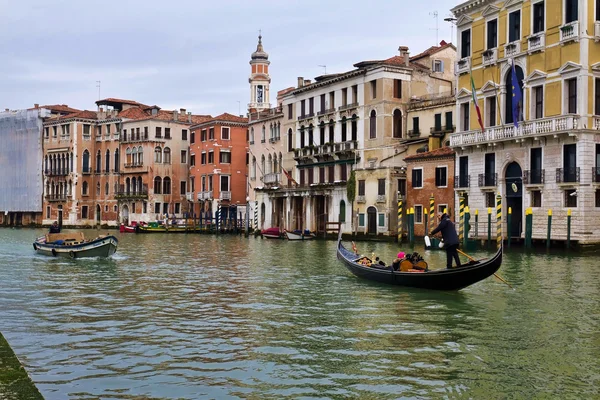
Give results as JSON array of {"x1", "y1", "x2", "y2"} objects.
[
  {"x1": 51, "y1": 248, "x2": 57, "y2": 257},
  {"x1": 69, "y1": 251, "x2": 76, "y2": 259}
]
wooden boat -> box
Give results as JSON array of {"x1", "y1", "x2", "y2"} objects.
[
  {"x1": 135, "y1": 221, "x2": 198, "y2": 233},
  {"x1": 284, "y1": 229, "x2": 315, "y2": 241},
  {"x1": 336, "y1": 237, "x2": 502, "y2": 291},
  {"x1": 261, "y1": 227, "x2": 282, "y2": 239},
  {"x1": 33, "y1": 232, "x2": 118, "y2": 258},
  {"x1": 119, "y1": 224, "x2": 136, "y2": 233}
]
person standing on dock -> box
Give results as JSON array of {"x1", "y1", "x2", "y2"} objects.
[{"x1": 430, "y1": 213, "x2": 460, "y2": 269}]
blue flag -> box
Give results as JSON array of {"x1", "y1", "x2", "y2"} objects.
[{"x1": 511, "y1": 59, "x2": 522, "y2": 127}]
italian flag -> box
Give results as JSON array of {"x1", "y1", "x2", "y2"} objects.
[{"x1": 470, "y1": 68, "x2": 485, "y2": 133}]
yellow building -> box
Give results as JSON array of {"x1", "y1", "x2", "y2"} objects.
[{"x1": 450, "y1": 0, "x2": 600, "y2": 244}]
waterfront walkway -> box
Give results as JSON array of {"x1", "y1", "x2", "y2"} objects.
[{"x1": 0, "y1": 332, "x2": 43, "y2": 399}]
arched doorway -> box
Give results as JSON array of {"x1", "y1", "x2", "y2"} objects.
[
  {"x1": 122, "y1": 205, "x2": 129, "y2": 225},
  {"x1": 367, "y1": 206, "x2": 377, "y2": 235},
  {"x1": 505, "y1": 162, "x2": 523, "y2": 238},
  {"x1": 96, "y1": 204, "x2": 101, "y2": 225},
  {"x1": 505, "y1": 65, "x2": 524, "y2": 125},
  {"x1": 260, "y1": 202, "x2": 266, "y2": 229}
]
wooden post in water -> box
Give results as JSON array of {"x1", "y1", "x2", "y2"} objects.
[
  {"x1": 463, "y1": 206, "x2": 470, "y2": 248},
  {"x1": 507, "y1": 207, "x2": 512, "y2": 248},
  {"x1": 487, "y1": 208, "x2": 492, "y2": 249},
  {"x1": 525, "y1": 207, "x2": 533, "y2": 248},
  {"x1": 547, "y1": 209, "x2": 552, "y2": 249},
  {"x1": 458, "y1": 195, "x2": 465, "y2": 245},
  {"x1": 496, "y1": 194, "x2": 502, "y2": 250},
  {"x1": 474, "y1": 209, "x2": 479, "y2": 239},
  {"x1": 397, "y1": 194, "x2": 403, "y2": 243},
  {"x1": 566, "y1": 209, "x2": 571, "y2": 249}
]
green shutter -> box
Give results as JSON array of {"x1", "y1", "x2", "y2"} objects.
[
  {"x1": 378, "y1": 213, "x2": 385, "y2": 227},
  {"x1": 359, "y1": 213, "x2": 365, "y2": 227}
]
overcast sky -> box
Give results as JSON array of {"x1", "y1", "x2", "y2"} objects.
[{"x1": 0, "y1": 0, "x2": 458, "y2": 117}]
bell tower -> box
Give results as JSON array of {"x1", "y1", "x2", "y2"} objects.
[{"x1": 248, "y1": 33, "x2": 271, "y2": 113}]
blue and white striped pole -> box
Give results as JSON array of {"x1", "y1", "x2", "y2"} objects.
[{"x1": 254, "y1": 201, "x2": 258, "y2": 231}]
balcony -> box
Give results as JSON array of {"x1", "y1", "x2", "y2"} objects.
[
  {"x1": 560, "y1": 22, "x2": 579, "y2": 44},
  {"x1": 297, "y1": 113, "x2": 314, "y2": 122},
  {"x1": 595, "y1": 22, "x2": 600, "y2": 42},
  {"x1": 268, "y1": 136, "x2": 280, "y2": 143},
  {"x1": 556, "y1": 167, "x2": 580, "y2": 184},
  {"x1": 45, "y1": 194, "x2": 67, "y2": 202},
  {"x1": 338, "y1": 102, "x2": 359, "y2": 112},
  {"x1": 293, "y1": 141, "x2": 358, "y2": 161},
  {"x1": 450, "y1": 115, "x2": 580, "y2": 147},
  {"x1": 408, "y1": 129, "x2": 420, "y2": 138},
  {"x1": 115, "y1": 184, "x2": 149, "y2": 199},
  {"x1": 44, "y1": 169, "x2": 70, "y2": 176},
  {"x1": 376, "y1": 195, "x2": 386, "y2": 203},
  {"x1": 523, "y1": 169, "x2": 545, "y2": 185},
  {"x1": 356, "y1": 195, "x2": 366, "y2": 203},
  {"x1": 263, "y1": 173, "x2": 281, "y2": 185},
  {"x1": 478, "y1": 173, "x2": 497, "y2": 187},
  {"x1": 220, "y1": 191, "x2": 231, "y2": 200},
  {"x1": 317, "y1": 108, "x2": 336, "y2": 116},
  {"x1": 482, "y1": 48, "x2": 497, "y2": 67},
  {"x1": 197, "y1": 191, "x2": 213, "y2": 201},
  {"x1": 455, "y1": 175, "x2": 470, "y2": 189},
  {"x1": 124, "y1": 162, "x2": 144, "y2": 168},
  {"x1": 504, "y1": 41, "x2": 520, "y2": 58},
  {"x1": 456, "y1": 57, "x2": 470, "y2": 75},
  {"x1": 528, "y1": 33, "x2": 545, "y2": 53},
  {"x1": 430, "y1": 126, "x2": 455, "y2": 136},
  {"x1": 82, "y1": 168, "x2": 92, "y2": 175}
]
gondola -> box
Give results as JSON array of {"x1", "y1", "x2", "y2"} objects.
[{"x1": 336, "y1": 236, "x2": 502, "y2": 291}]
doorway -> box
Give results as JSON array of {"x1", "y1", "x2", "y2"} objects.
[
  {"x1": 315, "y1": 196, "x2": 327, "y2": 233},
  {"x1": 505, "y1": 162, "x2": 523, "y2": 238},
  {"x1": 122, "y1": 205, "x2": 129, "y2": 225},
  {"x1": 367, "y1": 206, "x2": 377, "y2": 235}
]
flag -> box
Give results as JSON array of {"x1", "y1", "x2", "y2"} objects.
[
  {"x1": 511, "y1": 59, "x2": 523, "y2": 127},
  {"x1": 282, "y1": 167, "x2": 297, "y2": 186},
  {"x1": 469, "y1": 67, "x2": 485, "y2": 133}
]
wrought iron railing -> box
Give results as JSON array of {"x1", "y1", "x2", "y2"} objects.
[
  {"x1": 523, "y1": 169, "x2": 545, "y2": 184},
  {"x1": 478, "y1": 173, "x2": 497, "y2": 187},
  {"x1": 556, "y1": 167, "x2": 580, "y2": 183},
  {"x1": 454, "y1": 175, "x2": 470, "y2": 188}
]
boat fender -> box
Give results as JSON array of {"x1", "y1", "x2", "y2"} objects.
[
  {"x1": 424, "y1": 236, "x2": 432, "y2": 248},
  {"x1": 69, "y1": 251, "x2": 76, "y2": 259},
  {"x1": 33, "y1": 243, "x2": 37, "y2": 250},
  {"x1": 51, "y1": 248, "x2": 57, "y2": 257}
]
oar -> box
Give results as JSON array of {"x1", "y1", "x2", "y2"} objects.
[{"x1": 457, "y1": 249, "x2": 513, "y2": 289}]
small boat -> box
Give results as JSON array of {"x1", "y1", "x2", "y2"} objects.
[
  {"x1": 261, "y1": 227, "x2": 282, "y2": 239},
  {"x1": 284, "y1": 229, "x2": 315, "y2": 241},
  {"x1": 336, "y1": 235, "x2": 502, "y2": 291},
  {"x1": 119, "y1": 224, "x2": 136, "y2": 233},
  {"x1": 33, "y1": 232, "x2": 118, "y2": 258},
  {"x1": 136, "y1": 221, "x2": 197, "y2": 233}
]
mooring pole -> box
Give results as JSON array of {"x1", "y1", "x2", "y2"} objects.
[{"x1": 547, "y1": 209, "x2": 552, "y2": 249}]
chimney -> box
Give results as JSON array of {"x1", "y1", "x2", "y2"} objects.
[
  {"x1": 188, "y1": 113, "x2": 192, "y2": 123},
  {"x1": 398, "y1": 46, "x2": 410, "y2": 66},
  {"x1": 180, "y1": 108, "x2": 186, "y2": 114},
  {"x1": 173, "y1": 110, "x2": 178, "y2": 120},
  {"x1": 4, "y1": 108, "x2": 8, "y2": 112},
  {"x1": 304, "y1": 79, "x2": 311, "y2": 85},
  {"x1": 297, "y1": 76, "x2": 304, "y2": 88},
  {"x1": 34, "y1": 103, "x2": 39, "y2": 109}
]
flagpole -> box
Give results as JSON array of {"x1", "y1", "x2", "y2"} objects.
[{"x1": 493, "y1": 67, "x2": 504, "y2": 126}]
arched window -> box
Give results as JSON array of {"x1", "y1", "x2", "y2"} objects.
[
  {"x1": 68, "y1": 180, "x2": 72, "y2": 196},
  {"x1": 341, "y1": 117, "x2": 347, "y2": 142},
  {"x1": 82, "y1": 150, "x2": 90, "y2": 173},
  {"x1": 250, "y1": 127, "x2": 255, "y2": 143},
  {"x1": 287, "y1": 128, "x2": 293, "y2": 152},
  {"x1": 268, "y1": 154, "x2": 273, "y2": 174},
  {"x1": 96, "y1": 150, "x2": 102, "y2": 172},
  {"x1": 154, "y1": 176, "x2": 162, "y2": 194},
  {"x1": 319, "y1": 121, "x2": 326, "y2": 144},
  {"x1": 277, "y1": 122, "x2": 281, "y2": 139},
  {"x1": 138, "y1": 177, "x2": 143, "y2": 194},
  {"x1": 126, "y1": 147, "x2": 132, "y2": 165},
  {"x1": 393, "y1": 109, "x2": 402, "y2": 138},
  {"x1": 340, "y1": 200, "x2": 346, "y2": 223},
  {"x1": 132, "y1": 177, "x2": 137, "y2": 193},
  {"x1": 154, "y1": 146, "x2": 162, "y2": 163},
  {"x1": 369, "y1": 110, "x2": 377, "y2": 139},
  {"x1": 505, "y1": 65, "x2": 524, "y2": 125},
  {"x1": 138, "y1": 146, "x2": 143, "y2": 165},
  {"x1": 44, "y1": 156, "x2": 48, "y2": 174},
  {"x1": 278, "y1": 152, "x2": 282, "y2": 173},
  {"x1": 261, "y1": 125, "x2": 266, "y2": 142},
  {"x1": 300, "y1": 125, "x2": 305, "y2": 148},
  {"x1": 70, "y1": 152, "x2": 74, "y2": 172},
  {"x1": 126, "y1": 177, "x2": 131, "y2": 194},
  {"x1": 351, "y1": 114, "x2": 358, "y2": 141},
  {"x1": 163, "y1": 176, "x2": 171, "y2": 194},
  {"x1": 82, "y1": 181, "x2": 88, "y2": 195},
  {"x1": 163, "y1": 147, "x2": 171, "y2": 164},
  {"x1": 105, "y1": 150, "x2": 110, "y2": 172},
  {"x1": 105, "y1": 182, "x2": 109, "y2": 195},
  {"x1": 272, "y1": 153, "x2": 278, "y2": 174},
  {"x1": 328, "y1": 119, "x2": 335, "y2": 143},
  {"x1": 132, "y1": 147, "x2": 138, "y2": 165},
  {"x1": 251, "y1": 156, "x2": 257, "y2": 179},
  {"x1": 261, "y1": 154, "x2": 265, "y2": 176},
  {"x1": 96, "y1": 182, "x2": 101, "y2": 196},
  {"x1": 308, "y1": 124, "x2": 314, "y2": 146},
  {"x1": 114, "y1": 149, "x2": 119, "y2": 172},
  {"x1": 270, "y1": 123, "x2": 273, "y2": 140}
]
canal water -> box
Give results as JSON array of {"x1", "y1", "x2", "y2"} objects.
[{"x1": 0, "y1": 228, "x2": 599, "y2": 399}]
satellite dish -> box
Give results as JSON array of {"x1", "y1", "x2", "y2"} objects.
[{"x1": 512, "y1": 182, "x2": 518, "y2": 192}]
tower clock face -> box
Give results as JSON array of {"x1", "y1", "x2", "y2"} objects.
[{"x1": 257, "y1": 85, "x2": 263, "y2": 103}]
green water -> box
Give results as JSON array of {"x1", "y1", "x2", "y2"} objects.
[{"x1": 0, "y1": 228, "x2": 599, "y2": 399}]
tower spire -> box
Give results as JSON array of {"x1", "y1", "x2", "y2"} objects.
[{"x1": 248, "y1": 31, "x2": 271, "y2": 113}]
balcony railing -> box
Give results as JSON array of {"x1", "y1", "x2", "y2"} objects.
[
  {"x1": 504, "y1": 41, "x2": 520, "y2": 58},
  {"x1": 293, "y1": 141, "x2": 358, "y2": 159},
  {"x1": 478, "y1": 173, "x2": 497, "y2": 187},
  {"x1": 376, "y1": 195, "x2": 386, "y2": 203},
  {"x1": 115, "y1": 184, "x2": 149, "y2": 199},
  {"x1": 263, "y1": 173, "x2": 281, "y2": 185},
  {"x1": 430, "y1": 126, "x2": 455, "y2": 135},
  {"x1": 523, "y1": 169, "x2": 545, "y2": 185},
  {"x1": 298, "y1": 113, "x2": 314, "y2": 121},
  {"x1": 220, "y1": 191, "x2": 231, "y2": 200},
  {"x1": 456, "y1": 57, "x2": 470, "y2": 75},
  {"x1": 556, "y1": 167, "x2": 580, "y2": 183},
  {"x1": 408, "y1": 129, "x2": 420, "y2": 137},
  {"x1": 560, "y1": 21, "x2": 579, "y2": 44},
  {"x1": 45, "y1": 194, "x2": 67, "y2": 202},
  {"x1": 528, "y1": 33, "x2": 545, "y2": 53},
  {"x1": 186, "y1": 192, "x2": 193, "y2": 201},
  {"x1": 593, "y1": 167, "x2": 600, "y2": 183},
  {"x1": 455, "y1": 175, "x2": 470, "y2": 188},
  {"x1": 338, "y1": 102, "x2": 359, "y2": 111},
  {"x1": 317, "y1": 108, "x2": 336, "y2": 116},
  {"x1": 482, "y1": 48, "x2": 497, "y2": 66},
  {"x1": 82, "y1": 168, "x2": 92, "y2": 175},
  {"x1": 44, "y1": 169, "x2": 70, "y2": 176},
  {"x1": 450, "y1": 115, "x2": 580, "y2": 147},
  {"x1": 356, "y1": 195, "x2": 366, "y2": 203},
  {"x1": 124, "y1": 162, "x2": 144, "y2": 168},
  {"x1": 197, "y1": 191, "x2": 213, "y2": 201}
]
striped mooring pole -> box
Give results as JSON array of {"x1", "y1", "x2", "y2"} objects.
[
  {"x1": 458, "y1": 195, "x2": 465, "y2": 244},
  {"x1": 254, "y1": 201, "x2": 258, "y2": 231},
  {"x1": 397, "y1": 194, "x2": 403, "y2": 243},
  {"x1": 547, "y1": 209, "x2": 552, "y2": 249},
  {"x1": 216, "y1": 204, "x2": 221, "y2": 233},
  {"x1": 496, "y1": 193, "x2": 502, "y2": 250}
]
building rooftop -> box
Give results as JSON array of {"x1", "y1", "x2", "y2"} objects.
[{"x1": 404, "y1": 146, "x2": 455, "y2": 161}]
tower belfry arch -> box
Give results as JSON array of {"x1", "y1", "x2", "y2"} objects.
[{"x1": 248, "y1": 32, "x2": 271, "y2": 113}]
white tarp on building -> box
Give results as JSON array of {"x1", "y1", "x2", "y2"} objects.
[{"x1": 0, "y1": 109, "x2": 47, "y2": 212}]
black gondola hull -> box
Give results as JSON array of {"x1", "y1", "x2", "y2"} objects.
[{"x1": 337, "y1": 241, "x2": 502, "y2": 291}]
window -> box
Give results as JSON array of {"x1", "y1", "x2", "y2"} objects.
[
  {"x1": 434, "y1": 113, "x2": 442, "y2": 131},
  {"x1": 163, "y1": 203, "x2": 169, "y2": 214},
  {"x1": 83, "y1": 125, "x2": 90, "y2": 135},
  {"x1": 414, "y1": 205, "x2": 423, "y2": 224},
  {"x1": 566, "y1": 78, "x2": 577, "y2": 114},
  {"x1": 487, "y1": 19, "x2": 498, "y2": 49},
  {"x1": 412, "y1": 168, "x2": 423, "y2": 188},
  {"x1": 445, "y1": 112, "x2": 453, "y2": 130},
  {"x1": 309, "y1": 97, "x2": 314, "y2": 114},
  {"x1": 287, "y1": 129, "x2": 293, "y2": 152},
  {"x1": 319, "y1": 167, "x2": 325, "y2": 183},
  {"x1": 435, "y1": 167, "x2": 447, "y2": 187},
  {"x1": 486, "y1": 96, "x2": 496, "y2": 127},
  {"x1": 412, "y1": 117, "x2": 419, "y2": 134},
  {"x1": 163, "y1": 177, "x2": 171, "y2": 194},
  {"x1": 154, "y1": 176, "x2": 162, "y2": 194},
  {"x1": 300, "y1": 100, "x2": 306, "y2": 117},
  {"x1": 393, "y1": 109, "x2": 402, "y2": 138},
  {"x1": 222, "y1": 127, "x2": 230, "y2": 140},
  {"x1": 341, "y1": 117, "x2": 347, "y2": 142},
  {"x1": 340, "y1": 164, "x2": 348, "y2": 181},
  {"x1": 308, "y1": 168, "x2": 314, "y2": 185},
  {"x1": 299, "y1": 169, "x2": 305, "y2": 186},
  {"x1": 181, "y1": 150, "x2": 187, "y2": 164},
  {"x1": 339, "y1": 200, "x2": 346, "y2": 223},
  {"x1": 288, "y1": 104, "x2": 293, "y2": 119},
  {"x1": 596, "y1": 190, "x2": 600, "y2": 207},
  {"x1": 163, "y1": 147, "x2": 171, "y2": 164},
  {"x1": 596, "y1": 78, "x2": 600, "y2": 115},
  {"x1": 82, "y1": 181, "x2": 88, "y2": 195},
  {"x1": 359, "y1": 213, "x2": 365, "y2": 227},
  {"x1": 597, "y1": 0, "x2": 600, "y2": 20},
  {"x1": 105, "y1": 182, "x2": 109, "y2": 195},
  {"x1": 352, "y1": 85, "x2": 358, "y2": 103},
  {"x1": 114, "y1": 149, "x2": 119, "y2": 172},
  {"x1": 201, "y1": 129, "x2": 207, "y2": 141},
  {"x1": 46, "y1": 206, "x2": 50, "y2": 218},
  {"x1": 96, "y1": 150, "x2": 101, "y2": 172},
  {"x1": 53, "y1": 126, "x2": 58, "y2": 137},
  {"x1": 459, "y1": 156, "x2": 469, "y2": 188},
  {"x1": 328, "y1": 121, "x2": 334, "y2": 143},
  {"x1": 44, "y1": 127, "x2": 49, "y2": 138},
  {"x1": 319, "y1": 122, "x2": 326, "y2": 144},
  {"x1": 461, "y1": 102, "x2": 470, "y2": 131},
  {"x1": 208, "y1": 151, "x2": 214, "y2": 164},
  {"x1": 370, "y1": 80, "x2": 377, "y2": 99},
  {"x1": 209, "y1": 128, "x2": 214, "y2": 140},
  {"x1": 165, "y1": 128, "x2": 171, "y2": 139},
  {"x1": 533, "y1": 1, "x2": 545, "y2": 33},
  {"x1": 201, "y1": 152, "x2": 206, "y2": 165},
  {"x1": 398, "y1": 179, "x2": 406, "y2": 196},
  {"x1": 182, "y1": 129, "x2": 188, "y2": 140},
  {"x1": 484, "y1": 153, "x2": 496, "y2": 186},
  {"x1": 328, "y1": 165, "x2": 335, "y2": 183},
  {"x1": 81, "y1": 206, "x2": 88, "y2": 219},
  {"x1": 105, "y1": 150, "x2": 110, "y2": 172},
  {"x1": 156, "y1": 127, "x2": 162, "y2": 138},
  {"x1": 219, "y1": 151, "x2": 231, "y2": 164},
  {"x1": 563, "y1": 143, "x2": 577, "y2": 182},
  {"x1": 180, "y1": 181, "x2": 186, "y2": 195},
  {"x1": 378, "y1": 179, "x2": 385, "y2": 196},
  {"x1": 369, "y1": 110, "x2": 377, "y2": 139},
  {"x1": 460, "y1": 28, "x2": 471, "y2": 58},
  {"x1": 394, "y1": 79, "x2": 402, "y2": 98},
  {"x1": 484, "y1": 193, "x2": 495, "y2": 208},
  {"x1": 358, "y1": 180, "x2": 365, "y2": 196},
  {"x1": 508, "y1": 10, "x2": 521, "y2": 43},
  {"x1": 565, "y1": 0, "x2": 577, "y2": 23},
  {"x1": 532, "y1": 190, "x2": 542, "y2": 207},
  {"x1": 533, "y1": 86, "x2": 544, "y2": 119},
  {"x1": 565, "y1": 189, "x2": 577, "y2": 207},
  {"x1": 432, "y1": 60, "x2": 443, "y2": 73},
  {"x1": 378, "y1": 213, "x2": 385, "y2": 227},
  {"x1": 96, "y1": 182, "x2": 101, "y2": 196},
  {"x1": 531, "y1": 147, "x2": 543, "y2": 184}
]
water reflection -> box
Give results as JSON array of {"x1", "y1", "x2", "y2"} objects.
[{"x1": 0, "y1": 228, "x2": 599, "y2": 399}]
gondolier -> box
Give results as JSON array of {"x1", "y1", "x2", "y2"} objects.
[{"x1": 430, "y1": 212, "x2": 461, "y2": 269}]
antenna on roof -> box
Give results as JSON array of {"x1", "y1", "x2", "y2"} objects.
[
  {"x1": 318, "y1": 65, "x2": 327, "y2": 74},
  {"x1": 96, "y1": 80, "x2": 101, "y2": 100},
  {"x1": 429, "y1": 11, "x2": 439, "y2": 45}
]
